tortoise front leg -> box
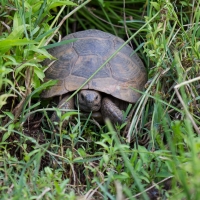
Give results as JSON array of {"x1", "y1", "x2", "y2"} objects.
[
  {"x1": 101, "y1": 97, "x2": 127, "y2": 125},
  {"x1": 51, "y1": 94, "x2": 74, "y2": 127}
]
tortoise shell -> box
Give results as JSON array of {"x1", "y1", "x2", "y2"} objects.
[{"x1": 41, "y1": 29, "x2": 147, "y2": 103}]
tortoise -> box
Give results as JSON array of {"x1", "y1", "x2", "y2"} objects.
[{"x1": 41, "y1": 29, "x2": 147, "y2": 126}]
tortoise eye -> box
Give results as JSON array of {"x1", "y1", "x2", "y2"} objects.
[{"x1": 95, "y1": 95, "x2": 98, "y2": 100}]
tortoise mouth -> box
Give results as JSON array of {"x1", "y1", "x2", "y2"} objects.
[{"x1": 79, "y1": 102, "x2": 101, "y2": 112}]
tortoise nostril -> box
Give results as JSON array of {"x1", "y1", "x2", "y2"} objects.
[{"x1": 81, "y1": 93, "x2": 84, "y2": 100}]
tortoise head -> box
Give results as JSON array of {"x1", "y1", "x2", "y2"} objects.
[{"x1": 75, "y1": 90, "x2": 102, "y2": 112}]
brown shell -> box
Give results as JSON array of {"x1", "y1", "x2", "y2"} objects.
[{"x1": 41, "y1": 29, "x2": 147, "y2": 103}]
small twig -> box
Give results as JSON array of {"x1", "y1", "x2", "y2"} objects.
[
  {"x1": 13, "y1": 67, "x2": 33, "y2": 121},
  {"x1": 90, "y1": 119, "x2": 102, "y2": 129},
  {"x1": 0, "y1": 21, "x2": 11, "y2": 33},
  {"x1": 123, "y1": 0, "x2": 133, "y2": 48},
  {"x1": 70, "y1": 163, "x2": 77, "y2": 186},
  {"x1": 7, "y1": 183, "x2": 14, "y2": 194},
  {"x1": 115, "y1": 181, "x2": 124, "y2": 200},
  {"x1": 125, "y1": 176, "x2": 173, "y2": 199},
  {"x1": 85, "y1": 187, "x2": 100, "y2": 199},
  {"x1": 13, "y1": 65, "x2": 25, "y2": 98},
  {"x1": 36, "y1": 187, "x2": 51, "y2": 200},
  {"x1": 76, "y1": 182, "x2": 103, "y2": 200},
  {"x1": 0, "y1": 6, "x2": 17, "y2": 10}
]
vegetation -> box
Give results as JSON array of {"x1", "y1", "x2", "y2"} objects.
[{"x1": 0, "y1": 0, "x2": 200, "y2": 199}]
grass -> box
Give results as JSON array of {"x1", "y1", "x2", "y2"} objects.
[{"x1": 0, "y1": 0, "x2": 200, "y2": 199}]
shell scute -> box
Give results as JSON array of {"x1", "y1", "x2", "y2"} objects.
[
  {"x1": 72, "y1": 55, "x2": 110, "y2": 79},
  {"x1": 73, "y1": 38, "x2": 112, "y2": 57}
]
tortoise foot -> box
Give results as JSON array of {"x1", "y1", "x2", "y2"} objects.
[{"x1": 101, "y1": 97, "x2": 127, "y2": 125}]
